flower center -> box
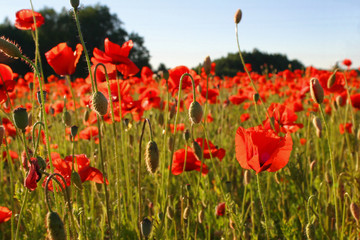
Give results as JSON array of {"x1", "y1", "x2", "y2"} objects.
[{"x1": 260, "y1": 152, "x2": 270, "y2": 165}]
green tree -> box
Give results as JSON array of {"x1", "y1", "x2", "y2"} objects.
[{"x1": 0, "y1": 4, "x2": 151, "y2": 78}]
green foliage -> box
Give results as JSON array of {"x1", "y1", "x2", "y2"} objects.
[
  {"x1": 0, "y1": 4, "x2": 151, "y2": 78},
  {"x1": 213, "y1": 48, "x2": 304, "y2": 77}
]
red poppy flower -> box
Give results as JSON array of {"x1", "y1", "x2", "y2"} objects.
[
  {"x1": 15, "y1": 9, "x2": 44, "y2": 31},
  {"x1": 342, "y1": 59, "x2": 352, "y2": 67},
  {"x1": 44, "y1": 154, "x2": 108, "y2": 191},
  {"x1": 351, "y1": 94, "x2": 360, "y2": 109},
  {"x1": 0, "y1": 64, "x2": 16, "y2": 104},
  {"x1": 24, "y1": 158, "x2": 41, "y2": 191},
  {"x1": 45, "y1": 43, "x2": 83, "y2": 76},
  {"x1": 215, "y1": 202, "x2": 226, "y2": 216},
  {"x1": 168, "y1": 66, "x2": 195, "y2": 94},
  {"x1": 92, "y1": 38, "x2": 139, "y2": 78},
  {"x1": 263, "y1": 103, "x2": 303, "y2": 133},
  {"x1": 79, "y1": 126, "x2": 99, "y2": 144},
  {"x1": 240, "y1": 113, "x2": 250, "y2": 122},
  {"x1": 170, "y1": 148, "x2": 209, "y2": 175},
  {"x1": 339, "y1": 123, "x2": 353, "y2": 134},
  {"x1": 0, "y1": 206, "x2": 12, "y2": 224},
  {"x1": 300, "y1": 138, "x2": 307, "y2": 145},
  {"x1": 194, "y1": 138, "x2": 226, "y2": 161},
  {"x1": 235, "y1": 126, "x2": 293, "y2": 173}
]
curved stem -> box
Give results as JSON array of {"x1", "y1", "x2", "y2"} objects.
[{"x1": 31, "y1": 121, "x2": 44, "y2": 155}]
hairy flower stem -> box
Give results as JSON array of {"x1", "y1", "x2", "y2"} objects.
[
  {"x1": 65, "y1": 75, "x2": 79, "y2": 125},
  {"x1": 235, "y1": 23, "x2": 274, "y2": 130},
  {"x1": 14, "y1": 190, "x2": 28, "y2": 240},
  {"x1": 257, "y1": 174, "x2": 270, "y2": 239},
  {"x1": 319, "y1": 104, "x2": 339, "y2": 235}
]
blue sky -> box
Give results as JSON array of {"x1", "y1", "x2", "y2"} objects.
[{"x1": 0, "y1": 0, "x2": 359, "y2": 70}]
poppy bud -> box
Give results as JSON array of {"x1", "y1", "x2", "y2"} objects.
[
  {"x1": 312, "y1": 117, "x2": 322, "y2": 132},
  {"x1": 145, "y1": 140, "x2": 159, "y2": 174},
  {"x1": 234, "y1": 9, "x2": 242, "y2": 24},
  {"x1": 316, "y1": 128, "x2": 322, "y2": 138},
  {"x1": 36, "y1": 90, "x2": 47, "y2": 105},
  {"x1": 28, "y1": 113, "x2": 33, "y2": 127},
  {"x1": 243, "y1": 170, "x2": 251, "y2": 185},
  {"x1": 325, "y1": 172, "x2": 332, "y2": 186},
  {"x1": 305, "y1": 222, "x2": 315, "y2": 240},
  {"x1": 183, "y1": 206, "x2": 190, "y2": 220},
  {"x1": 192, "y1": 140, "x2": 202, "y2": 160},
  {"x1": 168, "y1": 136, "x2": 174, "y2": 152},
  {"x1": 350, "y1": 202, "x2": 360, "y2": 222},
  {"x1": 253, "y1": 93, "x2": 260, "y2": 102},
  {"x1": 336, "y1": 95, "x2": 343, "y2": 107},
  {"x1": 310, "y1": 160, "x2": 316, "y2": 172},
  {"x1": 70, "y1": 0, "x2": 79, "y2": 10},
  {"x1": 0, "y1": 126, "x2": 4, "y2": 147},
  {"x1": 166, "y1": 206, "x2": 174, "y2": 220},
  {"x1": 91, "y1": 91, "x2": 108, "y2": 116},
  {"x1": 189, "y1": 101, "x2": 203, "y2": 124},
  {"x1": 0, "y1": 37, "x2": 22, "y2": 59},
  {"x1": 13, "y1": 107, "x2": 29, "y2": 131},
  {"x1": 36, "y1": 156, "x2": 47, "y2": 170},
  {"x1": 198, "y1": 210, "x2": 204, "y2": 224},
  {"x1": 157, "y1": 113, "x2": 164, "y2": 126},
  {"x1": 46, "y1": 211, "x2": 67, "y2": 240},
  {"x1": 140, "y1": 217, "x2": 152, "y2": 238},
  {"x1": 71, "y1": 171, "x2": 83, "y2": 190},
  {"x1": 327, "y1": 69, "x2": 338, "y2": 88},
  {"x1": 62, "y1": 111, "x2": 72, "y2": 127},
  {"x1": 197, "y1": 84, "x2": 202, "y2": 94},
  {"x1": 29, "y1": 82, "x2": 34, "y2": 90},
  {"x1": 183, "y1": 129, "x2": 191, "y2": 142},
  {"x1": 169, "y1": 104, "x2": 176, "y2": 119},
  {"x1": 203, "y1": 56, "x2": 211, "y2": 75},
  {"x1": 70, "y1": 125, "x2": 78, "y2": 137},
  {"x1": 310, "y1": 78, "x2": 324, "y2": 104}
]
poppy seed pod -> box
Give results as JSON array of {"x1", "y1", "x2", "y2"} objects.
[
  {"x1": 36, "y1": 156, "x2": 47, "y2": 170},
  {"x1": 13, "y1": 107, "x2": 29, "y2": 131},
  {"x1": 327, "y1": 69, "x2": 338, "y2": 88},
  {"x1": 203, "y1": 56, "x2": 211, "y2": 75},
  {"x1": 145, "y1": 140, "x2": 159, "y2": 174},
  {"x1": 71, "y1": 171, "x2": 83, "y2": 190},
  {"x1": 189, "y1": 101, "x2": 203, "y2": 124},
  {"x1": 310, "y1": 78, "x2": 324, "y2": 104},
  {"x1": 350, "y1": 202, "x2": 360, "y2": 222},
  {"x1": 234, "y1": 9, "x2": 242, "y2": 24},
  {"x1": 192, "y1": 140, "x2": 202, "y2": 160},
  {"x1": 0, "y1": 37, "x2": 22, "y2": 59},
  {"x1": 140, "y1": 218, "x2": 152, "y2": 238},
  {"x1": 70, "y1": 0, "x2": 79, "y2": 10},
  {"x1": 46, "y1": 211, "x2": 67, "y2": 240},
  {"x1": 91, "y1": 91, "x2": 108, "y2": 116},
  {"x1": 62, "y1": 111, "x2": 72, "y2": 127},
  {"x1": 305, "y1": 222, "x2": 315, "y2": 240}
]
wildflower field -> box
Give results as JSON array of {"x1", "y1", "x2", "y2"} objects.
[{"x1": 1, "y1": 2, "x2": 360, "y2": 240}]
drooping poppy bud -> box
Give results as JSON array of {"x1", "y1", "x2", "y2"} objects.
[
  {"x1": 71, "y1": 171, "x2": 83, "y2": 190},
  {"x1": 327, "y1": 69, "x2": 338, "y2": 88},
  {"x1": 234, "y1": 9, "x2": 242, "y2": 24},
  {"x1": 166, "y1": 206, "x2": 174, "y2": 220},
  {"x1": 183, "y1": 206, "x2": 190, "y2": 220},
  {"x1": 83, "y1": 106, "x2": 90, "y2": 122},
  {"x1": 0, "y1": 37, "x2": 22, "y2": 59},
  {"x1": 46, "y1": 211, "x2": 67, "y2": 240},
  {"x1": 36, "y1": 90, "x2": 47, "y2": 105},
  {"x1": 350, "y1": 202, "x2": 360, "y2": 222},
  {"x1": 192, "y1": 140, "x2": 202, "y2": 160},
  {"x1": 198, "y1": 209, "x2": 204, "y2": 224},
  {"x1": 62, "y1": 111, "x2": 72, "y2": 127},
  {"x1": 312, "y1": 116, "x2": 322, "y2": 138},
  {"x1": 183, "y1": 129, "x2": 191, "y2": 142},
  {"x1": 13, "y1": 107, "x2": 29, "y2": 131},
  {"x1": 91, "y1": 91, "x2": 108, "y2": 116},
  {"x1": 203, "y1": 56, "x2": 211, "y2": 75},
  {"x1": 145, "y1": 140, "x2": 159, "y2": 174},
  {"x1": 189, "y1": 101, "x2": 203, "y2": 124},
  {"x1": 310, "y1": 78, "x2": 324, "y2": 104},
  {"x1": 140, "y1": 218, "x2": 152, "y2": 238}
]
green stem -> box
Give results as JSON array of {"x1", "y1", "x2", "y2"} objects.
[
  {"x1": 14, "y1": 190, "x2": 29, "y2": 240},
  {"x1": 257, "y1": 174, "x2": 270, "y2": 239},
  {"x1": 319, "y1": 104, "x2": 339, "y2": 235}
]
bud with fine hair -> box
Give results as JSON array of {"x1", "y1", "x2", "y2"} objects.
[
  {"x1": 203, "y1": 56, "x2": 211, "y2": 75},
  {"x1": 70, "y1": 0, "x2": 80, "y2": 10},
  {"x1": 234, "y1": 9, "x2": 242, "y2": 24},
  {"x1": 350, "y1": 202, "x2": 360, "y2": 222},
  {"x1": 310, "y1": 78, "x2": 324, "y2": 104},
  {"x1": 13, "y1": 107, "x2": 29, "y2": 131},
  {"x1": 312, "y1": 117, "x2": 322, "y2": 132},
  {"x1": 91, "y1": 91, "x2": 108, "y2": 116},
  {"x1": 327, "y1": 69, "x2": 338, "y2": 88},
  {"x1": 140, "y1": 218, "x2": 152, "y2": 238},
  {"x1": 70, "y1": 125, "x2": 78, "y2": 137},
  {"x1": 253, "y1": 93, "x2": 260, "y2": 102},
  {"x1": 183, "y1": 129, "x2": 191, "y2": 142},
  {"x1": 36, "y1": 90, "x2": 47, "y2": 105},
  {"x1": 145, "y1": 141, "x2": 159, "y2": 174},
  {"x1": 189, "y1": 101, "x2": 203, "y2": 124},
  {"x1": 71, "y1": 171, "x2": 83, "y2": 190},
  {"x1": 46, "y1": 211, "x2": 67, "y2": 240},
  {"x1": 0, "y1": 37, "x2": 22, "y2": 59},
  {"x1": 336, "y1": 95, "x2": 343, "y2": 107},
  {"x1": 192, "y1": 140, "x2": 202, "y2": 160},
  {"x1": 62, "y1": 111, "x2": 72, "y2": 127}
]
